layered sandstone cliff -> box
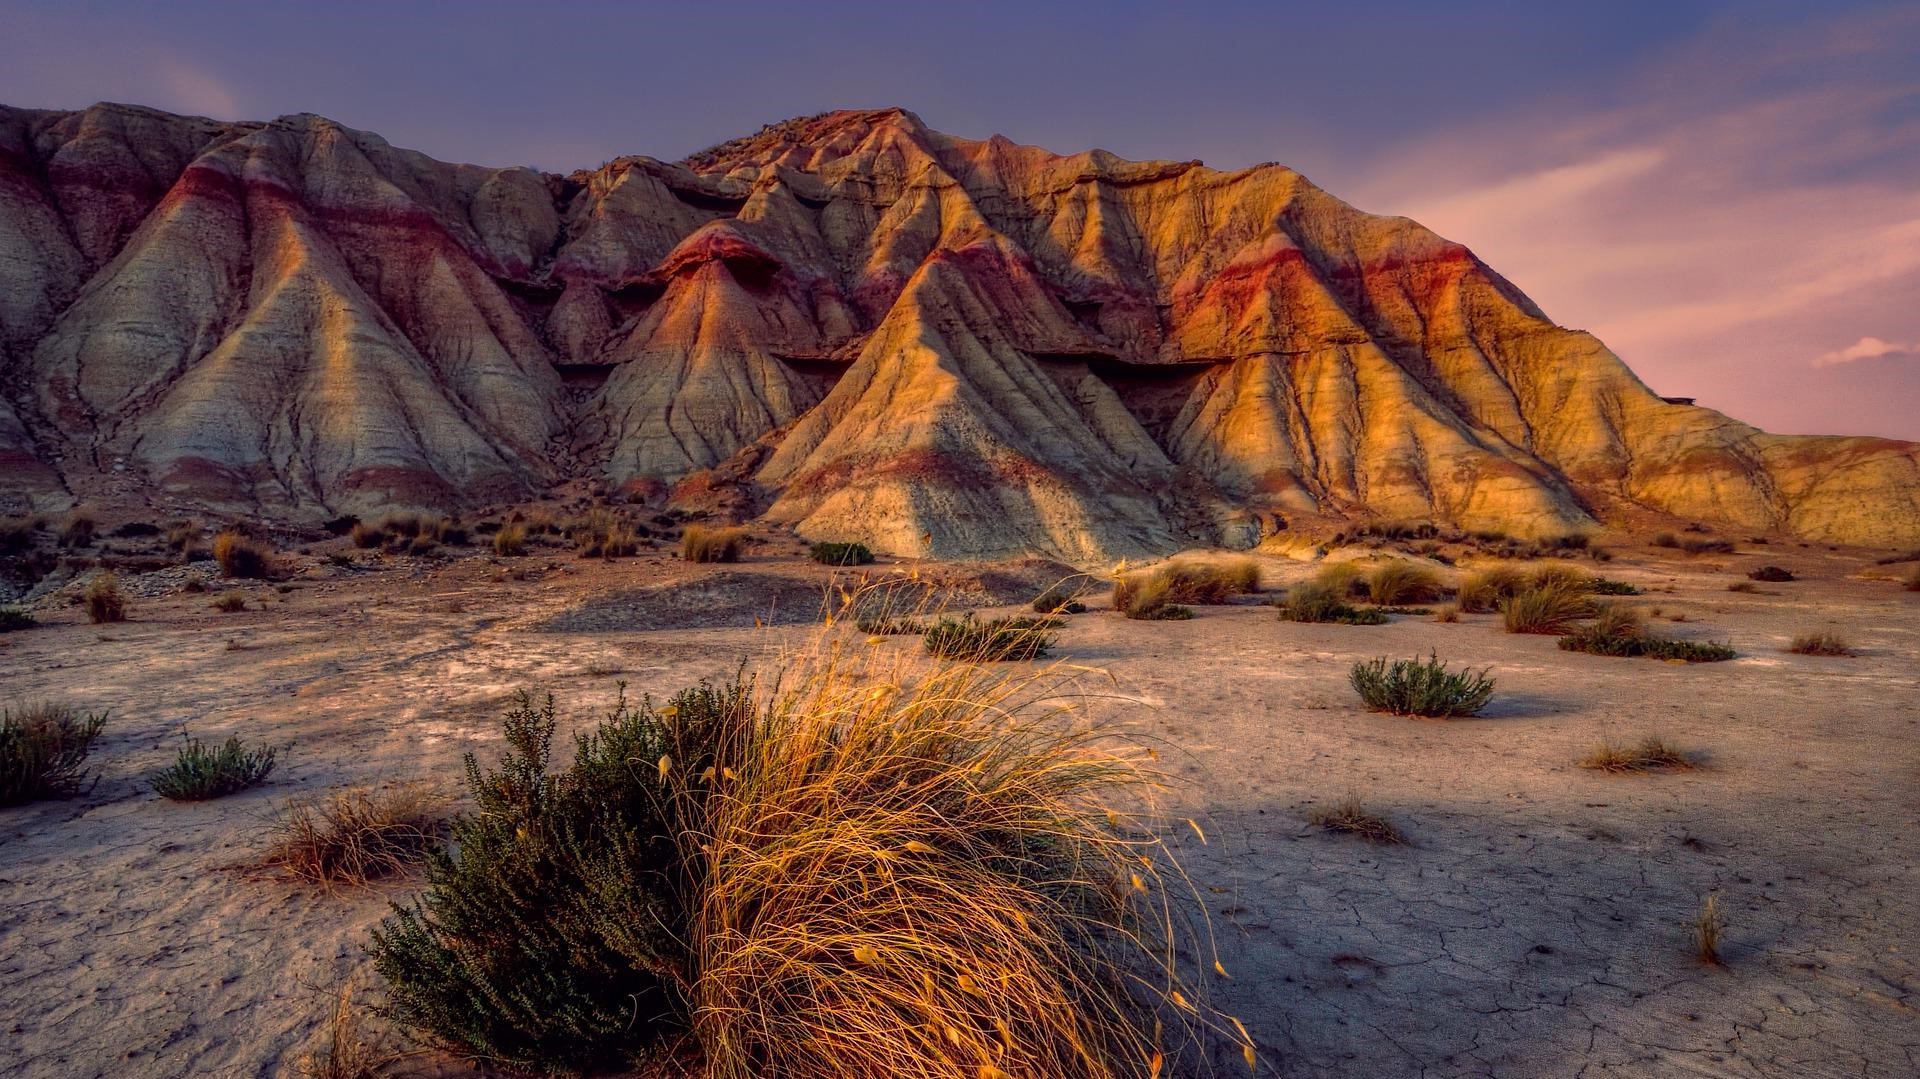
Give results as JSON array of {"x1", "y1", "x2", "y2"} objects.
[{"x1": 2, "y1": 102, "x2": 1915, "y2": 557}]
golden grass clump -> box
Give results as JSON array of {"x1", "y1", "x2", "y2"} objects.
[
  {"x1": 1111, "y1": 557, "x2": 1258, "y2": 619},
  {"x1": 693, "y1": 645, "x2": 1231, "y2": 1079},
  {"x1": 84, "y1": 570, "x2": 127, "y2": 624},
  {"x1": 682, "y1": 524, "x2": 748, "y2": 563},
  {"x1": 1433, "y1": 604, "x2": 1460, "y2": 623},
  {"x1": 1456, "y1": 565, "x2": 1527, "y2": 612},
  {"x1": 1500, "y1": 580, "x2": 1596, "y2": 634},
  {"x1": 1311, "y1": 561, "x2": 1367, "y2": 599},
  {"x1": 1364, "y1": 561, "x2": 1446, "y2": 605},
  {"x1": 213, "y1": 528, "x2": 272, "y2": 578},
  {"x1": 261, "y1": 785, "x2": 445, "y2": 889},
  {"x1": 1307, "y1": 794, "x2": 1404, "y2": 844},
  {"x1": 1578, "y1": 736, "x2": 1697, "y2": 773},
  {"x1": 1787, "y1": 631, "x2": 1853, "y2": 656}
]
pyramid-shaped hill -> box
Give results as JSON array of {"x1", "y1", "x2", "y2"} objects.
[{"x1": 1, "y1": 102, "x2": 1915, "y2": 557}]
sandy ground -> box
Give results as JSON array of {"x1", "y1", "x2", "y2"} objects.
[{"x1": 2, "y1": 537, "x2": 1917, "y2": 1078}]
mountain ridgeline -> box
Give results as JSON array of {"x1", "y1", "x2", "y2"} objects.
[{"x1": 2, "y1": 103, "x2": 1916, "y2": 559}]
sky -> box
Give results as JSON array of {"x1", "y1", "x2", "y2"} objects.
[{"x1": 2, "y1": 0, "x2": 1916, "y2": 439}]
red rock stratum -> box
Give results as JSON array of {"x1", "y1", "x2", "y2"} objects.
[{"x1": 2, "y1": 103, "x2": 1915, "y2": 557}]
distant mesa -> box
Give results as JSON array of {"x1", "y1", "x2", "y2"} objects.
[{"x1": 1, "y1": 102, "x2": 1916, "y2": 557}]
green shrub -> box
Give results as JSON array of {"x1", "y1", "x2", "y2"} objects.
[
  {"x1": 1681, "y1": 538, "x2": 1735, "y2": 555},
  {"x1": 1501, "y1": 582, "x2": 1595, "y2": 634},
  {"x1": 372, "y1": 685, "x2": 749, "y2": 1072},
  {"x1": 1, "y1": 703, "x2": 107, "y2": 805},
  {"x1": 84, "y1": 571, "x2": 127, "y2": 624},
  {"x1": 1364, "y1": 561, "x2": 1446, "y2": 605},
  {"x1": 149, "y1": 735, "x2": 277, "y2": 800},
  {"x1": 0, "y1": 606, "x2": 35, "y2": 633},
  {"x1": 1274, "y1": 584, "x2": 1389, "y2": 625},
  {"x1": 1557, "y1": 605, "x2": 1735, "y2": 662},
  {"x1": 1589, "y1": 578, "x2": 1640, "y2": 595},
  {"x1": 1747, "y1": 566, "x2": 1795, "y2": 583},
  {"x1": 1348, "y1": 653, "x2": 1494, "y2": 717},
  {"x1": 923, "y1": 616, "x2": 1055, "y2": 660},
  {"x1": 808, "y1": 541, "x2": 874, "y2": 566}
]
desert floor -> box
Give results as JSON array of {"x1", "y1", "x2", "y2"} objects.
[{"x1": 2, "y1": 536, "x2": 1917, "y2": 1078}]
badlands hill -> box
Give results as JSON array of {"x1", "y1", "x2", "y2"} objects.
[{"x1": 1, "y1": 102, "x2": 1916, "y2": 559}]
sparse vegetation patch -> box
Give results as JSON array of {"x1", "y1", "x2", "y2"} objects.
[
  {"x1": 1308, "y1": 794, "x2": 1405, "y2": 843},
  {"x1": 260, "y1": 784, "x2": 445, "y2": 888},
  {"x1": 807, "y1": 540, "x2": 874, "y2": 566},
  {"x1": 1578, "y1": 736, "x2": 1697, "y2": 773},
  {"x1": 150, "y1": 734, "x2": 277, "y2": 800},
  {"x1": 1, "y1": 702, "x2": 107, "y2": 805},
  {"x1": 1275, "y1": 583, "x2": 1389, "y2": 625},
  {"x1": 1349, "y1": 653, "x2": 1494, "y2": 717},
  {"x1": 1788, "y1": 631, "x2": 1853, "y2": 656},
  {"x1": 682, "y1": 524, "x2": 748, "y2": 563},
  {"x1": 923, "y1": 615, "x2": 1055, "y2": 660}
]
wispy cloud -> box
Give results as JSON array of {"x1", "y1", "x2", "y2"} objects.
[
  {"x1": 1815, "y1": 336, "x2": 1920, "y2": 367},
  {"x1": 1352, "y1": 9, "x2": 1920, "y2": 439}
]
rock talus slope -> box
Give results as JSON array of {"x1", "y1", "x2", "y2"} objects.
[{"x1": 1, "y1": 102, "x2": 1915, "y2": 556}]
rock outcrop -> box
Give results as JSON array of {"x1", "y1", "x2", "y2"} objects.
[{"x1": 2, "y1": 102, "x2": 1915, "y2": 556}]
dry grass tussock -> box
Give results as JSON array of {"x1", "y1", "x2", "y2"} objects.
[
  {"x1": 682, "y1": 524, "x2": 748, "y2": 563},
  {"x1": 1578, "y1": 736, "x2": 1698, "y2": 773},
  {"x1": 1111, "y1": 556, "x2": 1260, "y2": 619},
  {"x1": 213, "y1": 529, "x2": 272, "y2": 578},
  {"x1": 1307, "y1": 794, "x2": 1404, "y2": 844},
  {"x1": 1501, "y1": 580, "x2": 1596, "y2": 634},
  {"x1": 1364, "y1": 560, "x2": 1447, "y2": 605},
  {"x1": 293, "y1": 975, "x2": 421, "y2": 1079},
  {"x1": 694, "y1": 644, "x2": 1240, "y2": 1079},
  {"x1": 371, "y1": 619, "x2": 1250, "y2": 1076},
  {"x1": 261, "y1": 785, "x2": 447, "y2": 889},
  {"x1": 85, "y1": 570, "x2": 127, "y2": 623},
  {"x1": 2, "y1": 702, "x2": 108, "y2": 806},
  {"x1": 1787, "y1": 631, "x2": 1854, "y2": 656}
]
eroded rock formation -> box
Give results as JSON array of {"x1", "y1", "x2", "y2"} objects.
[{"x1": 2, "y1": 102, "x2": 1915, "y2": 556}]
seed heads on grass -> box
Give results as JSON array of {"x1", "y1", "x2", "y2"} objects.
[{"x1": 1308, "y1": 794, "x2": 1405, "y2": 844}]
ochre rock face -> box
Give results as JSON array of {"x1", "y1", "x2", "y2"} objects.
[{"x1": 1, "y1": 102, "x2": 1915, "y2": 556}]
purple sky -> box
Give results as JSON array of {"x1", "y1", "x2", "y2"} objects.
[{"x1": 3, "y1": 1, "x2": 1916, "y2": 440}]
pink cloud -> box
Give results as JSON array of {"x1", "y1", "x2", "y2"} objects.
[
  {"x1": 1815, "y1": 336, "x2": 1919, "y2": 367},
  {"x1": 1349, "y1": 12, "x2": 1920, "y2": 440}
]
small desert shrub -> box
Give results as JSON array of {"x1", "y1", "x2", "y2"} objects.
[
  {"x1": 808, "y1": 540, "x2": 874, "y2": 566},
  {"x1": 1364, "y1": 561, "x2": 1446, "y2": 605},
  {"x1": 1788, "y1": 631, "x2": 1853, "y2": 656},
  {"x1": 491, "y1": 521, "x2": 527, "y2": 557},
  {"x1": 1747, "y1": 565, "x2": 1794, "y2": 583},
  {"x1": 84, "y1": 571, "x2": 127, "y2": 624},
  {"x1": 260, "y1": 784, "x2": 445, "y2": 888},
  {"x1": 1, "y1": 703, "x2": 107, "y2": 805},
  {"x1": 110, "y1": 520, "x2": 160, "y2": 539},
  {"x1": 1433, "y1": 604, "x2": 1460, "y2": 623},
  {"x1": 924, "y1": 616, "x2": 1055, "y2": 660},
  {"x1": 1726, "y1": 580, "x2": 1759, "y2": 593},
  {"x1": 0, "y1": 605, "x2": 34, "y2": 632},
  {"x1": 1501, "y1": 581, "x2": 1595, "y2": 634},
  {"x1": 682, "y1": 524, "x2": 747, "y2": 563},
  {"x1": 406, "y1": 534, "x2": 438, "y2": 557},
  {"x1": 1695, "y1": 894, "x2": 1725, "y2": 965},
  {"x1": 1457, "y1": 565, "x2": 1527, "y2": 612},
  {"x1": 150, "y1": 734, "x2": 277, "y2": 800},
  {"x1": 1307, "y1": 794, "x2": 1404, "y2": 844},
  {"x1": 1589, "y1": 577, "x2": 1640, "y2": 595},
  {"x1": 213, "y1": 529, "x2": 272, "y2": 578},
  {"x1": 570, "y1": 509, "x2": 638, "y2": 559},
  {"x1": 349, "y1": 522, "x2": 381, "y2": 549},
  {"x1": 181, "y1": 571, "x2": 208, "y2": 593},
  {"x1": 213, "y1": 591, "x2": 249, "y2": 613},
  {"x1": 1274, "y1": 583, "x2": 1389, "y2": 625},
  {"x1": 1578, "y1": 736, "x2": 1696, "y2": 773},
  {"x1": 1547, "y1": 532, "x2": 1591, "y2": 551},
  {"x1": 1558, "y1": 605, "x2": 1734, "y2": 662},
  {"x1": 1349, "y1": 653, "x2": 1494, "y2": 717},
  {"x1": 1031, "y1": 584, "x2": 1089, "y2": 614},
  {"x1": 1682, "y1": 538, "x2": 1736, "y2": 555},
  {"x1": 322, "y1": 514, "x2": 360, "y2": 536},
  {"x1": 60, "y1": 513, "x2": 96, "y2": 548}
]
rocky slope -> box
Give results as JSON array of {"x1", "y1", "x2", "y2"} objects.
[{"x1": 2, "y1": 102, "x2": 1916, "y2": 557}]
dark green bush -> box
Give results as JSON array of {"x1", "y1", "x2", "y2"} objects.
[
  {"x1": 372, "y1": 684, "x2": 751, "y2": 1073},
  {"x1": 1, "y1": 703, "x2": 107, "y2": 805},
  {"x1": 1348, "y1": 654, "x2": 1494, "y2": 717},
  {"x1": 150, "y1": 734, "x2": 276, "y2": 800},
  {"x1": 1747, "y1": 565, "x2": 1795, "y2": 582},
  {"x1": 0, "y1": 606, "x2": 35, "y2": 632},
  {"x1": 808, "y1": 541, "x2": 874, "y2": 566},
  {"x1": 1274, "y1": 584, "x2": 1389, "y2": 625},
  {"x1": 1589, "y1": 578, "x2": 1640, "y2": 595},
  {"x1": 1557, "y1": 606, "x2": 1736, "y2": 663},
  {"x1": 923, "y1": 616, "x2": 1055, "y2": 661},
  {"x1": 1031, "y1": 584, "x2": 1089, "y2": 614}
]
